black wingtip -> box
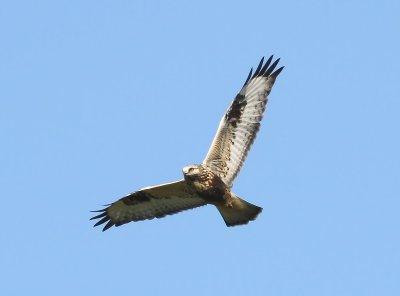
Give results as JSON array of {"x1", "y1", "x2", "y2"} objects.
[
  {"x1": 264, "y1": 58, "x2": 280, "y2": 76},
  {"x1": 242, "y1": 55, "x2": 283, "y2": 87},
  {"x1": 91, "y1": 205, "x2": 115, "y2": 231},
  {"x1": 253, "y1": 56, "x2": 265, "y2": 76},
  {"x1": 90, "y1": 211, "x2": 108, "y2": 220},
  {"x1": 242, "y1": 67, "x2": 253, "y2": 87},
  {"x1": 93, "y1": 216, "x2": 110, "y2": 227},
  {"x1": 102, "y1": 220, "x2": 115, "y2": 231},
  {"x1": 271, "y1": 66, "x2": 284, "y2": 78},
  {"x1": 260, "y1": 55, "x2": 274, "y2": 75},
  {"x1": 90, "y1": 209, "x2": 107, "y2": 213}
]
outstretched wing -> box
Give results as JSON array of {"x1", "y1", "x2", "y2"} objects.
[
  {"x1": 91, "y1": 180, "x2": 206, "y2": 231},
  {"x1": 203, "y1": 56, "x2": 284, "y2": 187}
]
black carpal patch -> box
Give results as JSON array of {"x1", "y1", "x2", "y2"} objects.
[
  {"x1": 122, "y1": 191, "x2": 152, "y2": 205},
  {"x1": 225, "y1": 94, "x2": 247, "y2": 128}
]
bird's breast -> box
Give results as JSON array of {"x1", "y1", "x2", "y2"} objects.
[{"x1": 186, "y1": 170, "x2": 228, "y2": 204}]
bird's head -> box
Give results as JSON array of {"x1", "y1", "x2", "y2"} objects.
[{"x1": 182, "y1": 164, "x2": 201, "y2": 180}]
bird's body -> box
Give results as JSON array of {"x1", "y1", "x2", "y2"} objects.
[
  {"x1": 91, "y1": 56, "x2": 284, "y2": 231},
  {"x1": 182, "y1": 164, "x2": 227, "y2": 204}
]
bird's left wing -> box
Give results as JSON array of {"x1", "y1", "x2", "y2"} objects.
[
  {"x1": 91, "y1": 180, "x2": 206, "y2": 231},
  {"x1": 203, "y1": 56, "x2": 283, "y2": 187}
]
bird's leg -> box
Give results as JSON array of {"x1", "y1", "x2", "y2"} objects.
[{"x1": 224, "y1": 192, "x2": 234, "y2": 208}]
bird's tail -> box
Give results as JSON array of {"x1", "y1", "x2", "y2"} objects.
[{"x1": 216, "y1": 194, "x2": 262, "y2": 227}]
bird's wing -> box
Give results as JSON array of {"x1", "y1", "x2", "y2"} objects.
[
  {"x1": 91, "y1": 180, "x2": 206, "y2": 231},
  {"x1": 203, "y1": 56, "x2": 283, "y2": 187}
]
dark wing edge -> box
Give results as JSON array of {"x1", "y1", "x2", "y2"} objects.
[
  {"x1": 242, "y1": 55, "x2": 284, "y2": 88},
  {"x1": 90, "y1": 180, "x2": 207, "y2": 231}
]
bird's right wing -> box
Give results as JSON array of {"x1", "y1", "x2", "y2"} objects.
[
  {"x1": 91, "y1": 180, "x2": 206, "y2": 231},
  {"x1": 203, "y1": 56, "x2": 283, "y2": 187}
]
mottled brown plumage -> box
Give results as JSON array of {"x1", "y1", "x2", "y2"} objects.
[{"x1": 91, "y1": 56, "x2": 283, "y2": 231}]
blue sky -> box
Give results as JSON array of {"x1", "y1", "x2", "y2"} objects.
[{"x1": 1, "y1": 1, "x2": 399, "y2": 295}]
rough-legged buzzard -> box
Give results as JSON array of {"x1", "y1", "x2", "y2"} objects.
[{"x1": 91, "y1": 56, "x2": 284, "y2": 231}]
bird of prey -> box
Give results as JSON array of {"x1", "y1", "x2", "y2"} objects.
[{"x1": 91, "y1": 56, "x2": 284, "y2": 231}]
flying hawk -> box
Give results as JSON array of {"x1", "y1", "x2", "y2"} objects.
[{"x1": 91, "y1": 56, "x2": 284, "y2": 231}]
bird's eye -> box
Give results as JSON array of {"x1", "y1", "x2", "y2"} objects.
[{"x1": 188, "y1": 168, "x2": 194, "y2": 173}]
